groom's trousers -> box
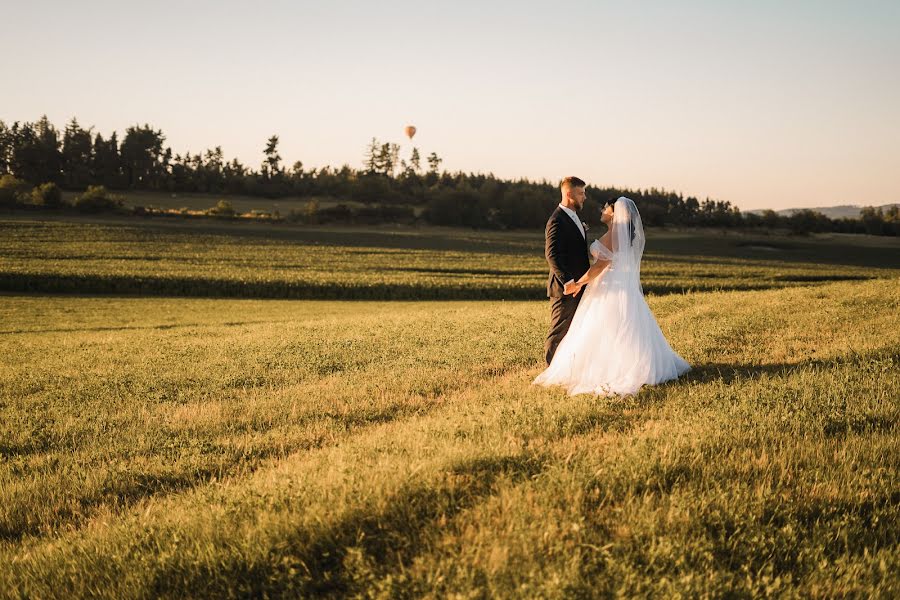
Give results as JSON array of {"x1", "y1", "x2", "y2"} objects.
[{"x1": 545, "y1": 292, "x2": 583, "y2": 365}]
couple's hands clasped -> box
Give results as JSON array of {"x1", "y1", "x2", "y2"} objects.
[{"x1": 563, "y1": 280, "x2": 585, "y2": 296}]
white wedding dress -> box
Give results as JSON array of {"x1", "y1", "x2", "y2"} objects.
[{"x1": 534, "y1": 197, "x2": 690, "y2": 396}]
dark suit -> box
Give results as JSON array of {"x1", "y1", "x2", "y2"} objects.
[{"x1": 544, "y1": 206, "x2": 591, "y2": 365}]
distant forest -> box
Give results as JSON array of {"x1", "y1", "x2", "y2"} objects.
[{"x1": 1, "y1": 116, "x2": 897, "y2": 235}]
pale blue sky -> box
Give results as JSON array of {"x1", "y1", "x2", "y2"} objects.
[{"x1": 3, "y1": 0, "x2": 898, "y2": 209}]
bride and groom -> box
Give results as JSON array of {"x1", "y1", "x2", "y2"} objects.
[{"x1": 534, "y1": 176, "x2": 690, "y2": 396}]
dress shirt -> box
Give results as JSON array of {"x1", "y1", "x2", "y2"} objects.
[
  {"x1": 558, "y1": 203, "x2": 585, "y2": 286},
  {"x1": 559, "y1": 203, "x2": 585, "y2": 239}
]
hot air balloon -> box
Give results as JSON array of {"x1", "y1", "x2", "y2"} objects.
[{"x1": 404, "y1": 125, "x2": 417, "y2": 140}]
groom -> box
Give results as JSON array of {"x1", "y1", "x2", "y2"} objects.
[{"x1": 543, "y1": 176, "x2": 591, "y2": 365}]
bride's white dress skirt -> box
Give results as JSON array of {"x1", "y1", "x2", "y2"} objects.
[{"x1": 533, "y1": 264, "x2": 690, "y2": 397}]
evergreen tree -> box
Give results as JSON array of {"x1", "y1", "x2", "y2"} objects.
[
  {"x1": 377, "y1": 142, "x2": 400, "y2": 177},
  {"x1": 201, "y1": 146, "x2": 224, "y2": 192},
  {"x1": 263, "y1": 135, "x2": 282, "y2": 179},
  {"x1": 427, "y1": 151, "x2": 442, "y2": 173},
  {"x1": 9, "y1": 117, "x2": 63, "y2": 184},
  {"x1": 223, "y1": 158, "x2": 247, "y2": 194},
  {"x1": 9, "y1": 122, "x2": 39, "y2": 182},
  {"x1": 0, "y1": 120, "x2": 9, "y2": 174},
  {"x1": 62, "y1": 118, "x2": 93, "y2": 189},
  {"x1": 91, "y1": 132, "x2": 123, "y2": 189},
  {"x1": 35, "y1": 115, "x2": 63, "y2": 184},
  {"x1": 363, "y1": 138, "x2": 381, "y2": 173},
  {"x1": 120, "y1": 124, "x2": 166, "y2": 189}
]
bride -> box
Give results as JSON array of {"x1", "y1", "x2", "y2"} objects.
[{"x1": 533, "y1": 196, "x2": 690, "y2": 396}]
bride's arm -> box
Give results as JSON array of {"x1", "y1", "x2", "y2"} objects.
[
  {"x1": 575, "y1": 258, "x2": 610, "y2": 287},
  {"x1": 578, "y1": 233, "x2": 613, "y2": 283},
  {"x1": 588, "y1": 233, "x2": 613, "y2": 262},
  {"x1": 566, "y1": 234, "x2": 612, "y2": 293}
]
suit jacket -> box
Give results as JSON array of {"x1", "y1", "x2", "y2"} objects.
[{"x1": 545, "y1": 206, "x2": 591, "y2": 298}]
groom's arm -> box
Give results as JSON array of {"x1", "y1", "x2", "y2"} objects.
[{"x1": 545, "y1": 216, "x2": 573, "y2": 284}]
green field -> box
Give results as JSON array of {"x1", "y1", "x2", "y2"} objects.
[
  {"x1": 2, "y1": 216, "x2": 897, "y2": 299},
  {"x1": 1, "y1": 216, "x2": 898, "y2": 597}
]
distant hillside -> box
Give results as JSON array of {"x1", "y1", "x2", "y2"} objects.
[{"x1": 747, "y1": 203, "x2": 899, "y2": 220}]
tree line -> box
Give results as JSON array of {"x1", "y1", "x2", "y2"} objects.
[{"x1": 0, "y1": 115, "x2": 896, "y2": 235}]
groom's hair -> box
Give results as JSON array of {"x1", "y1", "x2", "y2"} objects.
[{"x1": 559, "y1": 176, "x2": 586, "y2": 191}]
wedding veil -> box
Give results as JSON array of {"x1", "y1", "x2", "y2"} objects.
[{"x1": 609, "y1": 196, "x2": 646, "y2": 292}]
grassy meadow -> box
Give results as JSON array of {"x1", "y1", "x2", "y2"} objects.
[
  {"x1": 0, "y1": 215, "x2": 898, "y2": 597},
  {"x1": 1, "y1": 216, "x2": 897, "y2": 299}
]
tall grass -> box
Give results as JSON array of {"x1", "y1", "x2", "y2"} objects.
[{"x1": 1, "y1": 278, "x2": 897, "y2": 597}]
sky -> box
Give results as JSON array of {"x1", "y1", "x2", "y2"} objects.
[{"x1": 3, "y1": 0, "x2": 899, "y2": 210}]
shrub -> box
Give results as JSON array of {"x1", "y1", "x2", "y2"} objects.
[
  {"x1": 303, "y1": 199, "x2": 319, "y2": 224},
  {"x1": 0, "y1": 174, "x2": 31, "y2": 207},
  {"x1": 318, "y1": 203, "x2": 353, "y2": 223},
  {"x1": 287, "y1": 200, "x2": 320, "y2": 224},
  {"x1": 31, "y1": 183, "x2": 63, "y2": 207},
  {"x1": 73, "y1": 186, "x2": 125, "y2": 213},
  {"x1": 208, "y1": 200, "x2": 235, "y2": 217},
  {"x1": 356, "y1": 204, "x2": 416, "y2": 224}
]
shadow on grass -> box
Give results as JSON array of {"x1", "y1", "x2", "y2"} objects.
[
  {"x1": 0, "y1": 272, "x2": 808, "y2": 301},
  {"x1": 387, "y1": 266, "x2": 547, "y2": 276},
  {"x1": 0, "y1": 319, "x2": 303, "y2": 336},
  {"x1": 681, "y1": 347, "x2": 898, "y2": 386},
  {"x1": 161, "y1": 453, "x2": 548, "y2": 598},
  {"x1": 648, "y1": 236, "x2": 900, "y2": 270},
  {"x1": 570, "y1": 349, "x2": 899, "y2": 585},
  {"x1": 0, "y1": 391, "x2": 470, "y2": 542},
  {"x1": 0, "y1": 272, "x2": 542, "y2": 300},
  {"x1": 774, "y1": 274, "x2": 873, "y2": 283},
  {"x1": 667, "y1": 348, "x2": 898, "y2": 439},
  {"x1": 546, "y1": 405, "x2": 649, "y2": 441}
]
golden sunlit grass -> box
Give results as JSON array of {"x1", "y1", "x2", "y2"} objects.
[
  {"x1": 2, "y1": 218, "x2": 897, "y2": 299},
  {"x1": 1, "y1": 275, "x2": 897, "y2": 597}
]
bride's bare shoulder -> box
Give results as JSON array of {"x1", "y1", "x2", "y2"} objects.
[{"x1": 600, "y1": 232, "x2": 613, "y2": 250}]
